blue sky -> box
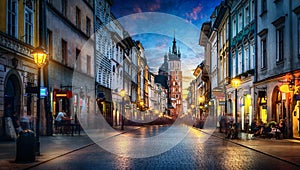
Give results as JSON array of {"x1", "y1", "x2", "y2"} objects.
[{"x1": 111, "y1": 0, "x2": 222, "y2": 97}]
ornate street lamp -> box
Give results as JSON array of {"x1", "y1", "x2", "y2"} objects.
[
  {"x1": 198, "y1": 95, "x2": 205, "y2": 103},
  {"x1": 32, "y1": 46, "x2": 47, "y2": 155},
  {"x1": 231, "y1": 77, "x2": 241, "y2": 138},
  {"x1": 119, "y1": 89, "x2": 126, "y2": 130}
]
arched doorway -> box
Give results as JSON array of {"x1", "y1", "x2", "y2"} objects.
[
  {"x1": 4, "y1": 73, "x2": 21, "y2": 116},
  {"x1": 3, "y1": 72, "x2": 22, "y2": 137},
  {"x1": 272, "y1": 86, "x2": 286, "y2": 123}
]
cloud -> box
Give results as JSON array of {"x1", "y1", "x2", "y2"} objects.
[
  {"x1": 148, "y1": 2, "x2": 160, "y2": 11},
  {"x1": 185, "y1": 3, "x2": 203, "y2": 22},
  {"x1": 133, "y1": 5, "x2": 143, "y2": 13},
  {"x1": 155, "y1": 41, "x2": 168, "y2": 50}
]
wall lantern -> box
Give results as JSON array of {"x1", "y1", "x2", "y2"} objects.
[
  {"x1": 32, "y1": 46, "x2": 47, "y2": 68},
  {"x1": 279, "y1": 84, "x2": 294, "y2": 93}
]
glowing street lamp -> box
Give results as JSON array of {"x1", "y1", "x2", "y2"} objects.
[
  {"x1": 139, "y1": 101, "x2": 144, "y2": 107},
  {"x1": 32, "y1": 46, "x2": 47, "y2": 155},
  {"x1": 32, "y1": 47, "x2": 47, "y2": 67},
  {"x1": 231, "y1": 77, "x2": 241, "y2": 138},
  {"x1": 198, "y1": 95, "x2": 205, "y2": 103},
  {"x1": 119, "y1": 89, "x2": 126, "y2": 130}
]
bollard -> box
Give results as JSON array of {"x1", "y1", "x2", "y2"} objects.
[{"x1": 15, "y1": 130, "x2": 35, "y2": 162}]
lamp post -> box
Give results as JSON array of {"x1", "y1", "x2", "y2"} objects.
[
  {"x1": 198, "y1": 95, "x2": 205, "y2": 120},
  {"x1": 119, "y1": 89, "x2": 126, "y2": 130},
  {"x1": 32, "y1": 46, "x2": 47, "y2": 155},
  {"x1": 231, "y1": 77, "x2": 241, "y2": 137},
  {"x1": 191, "y1": 104, "x2": 195, "y2": 118}
]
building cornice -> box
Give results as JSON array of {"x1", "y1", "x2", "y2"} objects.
[{"x1": 0, "y1": 31, "x2": 33, "y2": 59}]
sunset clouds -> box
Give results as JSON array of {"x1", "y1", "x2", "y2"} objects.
[
  {"x1": 185, "y1": 3, "x2": 203, "y2": 22},
  {"x1": 111, "y1": 0, "x2": 221, "y2": 97}
]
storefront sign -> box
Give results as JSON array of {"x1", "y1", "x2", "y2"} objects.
[
  {"x1": 26, "y1": 87, "x2": 48, "y2": 97},
  {"x1": 219, "y1": 101, "x2": 226, "y2": 105},
  {"x1": 55, "y1": 91, "x2": 72, "y2": 98},
  {"x1": 40, "y1": 87, "x2": 48, "y2": 97}
]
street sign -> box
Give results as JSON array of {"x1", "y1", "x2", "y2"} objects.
[
  {"x1": 40, "y1": 87, "x2": 48, "y2": 97},
  {"x1": 26, "y1": 87, "x2": 48, "y2": 97},
  {"x1": 26, "y1": 87, "x2": 39, "y2": 94}
]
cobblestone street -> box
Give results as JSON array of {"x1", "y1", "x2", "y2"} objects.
[{"x1": 26, "y1": 125, "x2": 300, "y2": 170}]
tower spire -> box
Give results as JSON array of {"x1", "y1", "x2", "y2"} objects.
[{"x1": 172, "y1": 30, "x2": 177, "y2": 54}]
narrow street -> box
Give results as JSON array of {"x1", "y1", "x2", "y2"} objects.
[{"x1": 26, "y1": 125, "x2": 299, "y2": 170}]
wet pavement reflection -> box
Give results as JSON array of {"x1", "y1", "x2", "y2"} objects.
[{"x1": 32, "y1": 124, "x2": 299, "y2": 170}]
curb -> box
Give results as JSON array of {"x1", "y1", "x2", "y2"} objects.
[
  {"x1": 24, "y1": 126, "x2": 142, "y2": 170},
  {"x1": 193, "y1": 127, "x2": 300, "y2": 168}
]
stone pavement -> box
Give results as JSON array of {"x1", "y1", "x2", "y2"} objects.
[
  {"x1": 199, "y1": 128, "x2": 300, "y2": 167},
  {"x1": 1, "y1": 125, "x2": 300, "y2": 169},
  {"x1": 0, "y1": 126, "x2": 141, "y2": 170}
]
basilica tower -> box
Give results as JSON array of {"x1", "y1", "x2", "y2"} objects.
[{"x1": 168, "y1": 35, "x2": 182, "y2": 116}]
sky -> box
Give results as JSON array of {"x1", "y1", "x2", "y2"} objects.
[{"x1": 110, "y1": 0, "x2": 222, "y2": 98}]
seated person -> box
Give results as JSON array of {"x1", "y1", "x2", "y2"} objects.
[
  {"x1": 55, "y1": 110, "x2": 68, "y2": 134},
  {"x1": 250, "y1": 120, "x2": 261, "y2": 135},
  {"x1": 55, "y1": 110, "x2": 67, "y2": 124}
]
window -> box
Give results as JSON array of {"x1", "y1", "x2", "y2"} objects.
[
  {"x1": 232, "y1": 52, "x2": 236, "y2": 77},
  {"x1": 238, "y1": 11, "x2": 242, "y2": 33},
  {"x1": 86, "y1": 17, "x2": 91, "y2": 36},
  {"x1": 112, "y1": 65, "x2": 115, "y2": 73},
  {"x1": 232, "y1": 18, "x2": 236, "y2": 37},
  {"x1": 245, "y1": 6, "x2": 249, "y2": 25},
  {"x1": 251, "y1": 0, "x2": 255, "y2": 21},
  {"x1": 250, "y1": 43, "x2": 255, "y2": 69},
  {"x1": 244, "y1": 45, "x2": 249, "y2": 71},
  {"x1": 62, "y1": 0, "x2": 67, "y2": 16},
  {"x1": 47, "y1": 29, "x2": 53, "y2": 59},
  {"x1": 7, "y1": 0, "x2": 18, "y2": 38},
  {"x1": 261, "y1": 0, "x2": 267, "y2": 15},
  {"x1": 24, "y1": 8, "x2": 33, "y2": 45},
  {"x1": 76, "y1": 7, "x2": 81, "y2": 29},
  {"x1": 62, "y1": 39, "x2": 68, "y2": 65},
  {"x1": 87, "y1": 55, "x2": 91, "y2": 75},
  {"x1": 76, "y1": 48, "x2": 81, "y2": 70},
  {"x1": 238, "y1": 50, "x2": 242, "y2": 74},
  {"x1": 261, "y1": 38, "x2": 267, "y2": 68},
  {"x1": 276, "y1": 27, "x2": 284, "y2": 62}
]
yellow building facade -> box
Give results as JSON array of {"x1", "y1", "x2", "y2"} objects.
[{"x1": 0, "y1": 0, "x2": 42, "y2": 139}]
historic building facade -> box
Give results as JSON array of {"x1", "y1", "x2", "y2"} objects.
[
  {"x1": 0, "y1": 0, "x2": 41, "y2": 138},
  {"x1": 256, "y1": 0, "x2": 300, "y2": 138},
  {"x1": 46, "y1": 0, "x2": 94, "y2": 131},
  {"x1": 195, "y1": 0, "x2": 300, "y2": 138}
]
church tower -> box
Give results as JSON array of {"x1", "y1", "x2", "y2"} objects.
[{"x1": 168, "y1": 34, "x2": 182, "y2": 116}]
